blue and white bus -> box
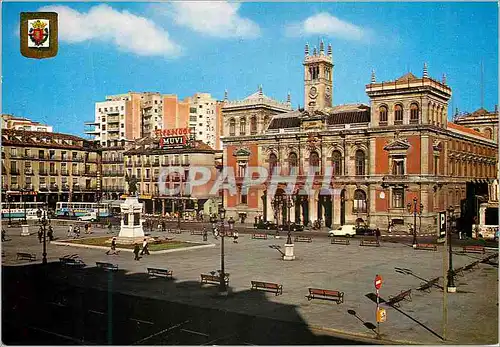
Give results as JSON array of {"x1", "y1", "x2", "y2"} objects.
[
  {"x1": 55, "y1": 202, "x2": 111, "y2": 218},
  {"x1": 1, "y1": 202, "x2": 46, "y2": 220}
]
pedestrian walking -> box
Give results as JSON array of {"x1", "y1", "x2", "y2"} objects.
[
  {"x1": 375, "y1": 228, "x2": 381, "y2": 243},
  {"x1": 203, "y1": 227, "x2": 208, "y2": 241},
  {"x1": 388, "y1": 222, "x2": 393, "y2": 234},
  {"x1": 38, "y1": 227, "x2": 43, "y2": 243},
  {"x1": 133, "y1": 243, "x2": 140, "y2": 260},
  {"x1": 106, "y1": 237, "x2": 118, "y2": 255},
  {"x1": 2, "y1": 229, "x2": 6, "y2": 242},
  {"x1": 67, "y1": 225, "x2": 73, "y2": 238},
  {"x1": 233, "y1": 230, "x2": 239, "y2": 243},
  {"x1": 214, "y1": 227, "x2": 219, "y2": 240},
  {"x1": 48, "y1": 225, "x2": 54, "y2": 241},
  {"x1": 140, "y1": 238, "x2": 150, "y2": 255},
  {"x1": 161, "y1": 220, "x2": 166, "y2": 232}
]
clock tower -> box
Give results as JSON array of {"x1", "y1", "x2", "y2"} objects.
[{"x1": 303, "y1": 40, "x2": 333, "y2": 111}]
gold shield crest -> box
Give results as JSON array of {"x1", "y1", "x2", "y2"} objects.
[{"x1": 20, "y1": 12, "x2": 58, "y2": 59}]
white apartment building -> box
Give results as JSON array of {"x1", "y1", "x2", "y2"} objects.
[
  {"x1": 1, "y1": 114, "x2": 53, "y2": 132},
  {"x1": 187, "y1": 93, "x2": 219, "y2": 150}
]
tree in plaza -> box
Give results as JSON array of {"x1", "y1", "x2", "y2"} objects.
[{"x1": 126, "y1": 175, "x2": 138, "y2": 196}]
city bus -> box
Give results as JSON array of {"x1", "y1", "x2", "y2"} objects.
[
  {"x1": 55, "y1": 202, "x2": 112, "y2": 218},
  {"x1": 1, "y1": 202, "x2": 46, "y2": 220}
]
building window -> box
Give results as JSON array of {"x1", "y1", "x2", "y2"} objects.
[
  {"x1": 263, "y1": 115, "x2": 270, "y2": 130},
  {"x1": 240, "y1": 118, "x2": 246, "y2": 135},
  {"x1": 392, "y1": 188, "x2": 404, "y2": 208},
  {"x1": 309, "y1": 151, "x2": 320, "y2": 174},
  {"x1": 410, "y1": 103, "x2": 419, "y2": 123},
  {"x1": 332, "y1": 150, "x2": 342, "y2": 175},
  {"x1": 379, "y1": 106, "x2": 388, "y2": 124},
  {"x1": 394, "y1": 104, "x2": 403, "y2": 124},
  {"x1": 229, "y1": 118, "x2": 236, "y2": 136},
  {"x1": 38, "y1": 150, "x2": 44, "y2": 159},
  {"x1": 355, "y1": 150, "x2": 365, "y2": 175},
  {"x1": 288, "y1": 152, "x2": 298, "y2": 175},
  {"x1": 353, "y1": 190, "x2": 367, "y2": 213},
  {"x1": 485, "y1": 128, "x2": 493, "y2": 139},
  {"x1": 269, "y1": 153, "x2": 278, "y2": 174},
  {"x1": 250, "y1": 116, "x2": 257, "y2": 135},
  {"x1": 10, "y1": 148, "x2": 17, "y2": 157},
  {"x1": 240, "y1": 188, "x2": 247, "y2": 204},
  {"x1": 392, "y1": 156, "x2": 405, "y2": 175}
]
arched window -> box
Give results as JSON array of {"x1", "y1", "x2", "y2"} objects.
[
  {"x1": 229, "y1": 118, "x2": 236, "y2": 136},
  {"x1": 353, "y1": 190, "x2": 367, "y2": 213},
  {"x1": 485, "y1": 128, "x2": 493, "y2": 139},
  {"x1": 379, "y1": 106, "x2": 388, "y2": 124},
  {"x1": 269, "y1": 153, "x2": 278, "y2": 174},
  {"x1": 410, "y1": 103, "x2": 419, "y2": 123},
  {"x1": 394, "y1": 104, "x2": 403, "y2": 124},
  {"x1": 250, "y1": 116, "x2": 257, "y2": 135},
  {"x1": 332, "y1": 150, "x2": 342, "y2": 175},
  {"x1": 355, "y1": 150, "x2": 365, "y2": 176},
  {"x1": 288, "y1": 152, "x2": 298, "y2": 175},
  {"x1": 240, "y1": 118, "x2": 246, "y2": 135},
  {"x1": 309, "y1": 151, "x2": 320, "y2": 174}
]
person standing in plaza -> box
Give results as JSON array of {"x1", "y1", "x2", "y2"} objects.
[
  {"x1": 2, "y1": 229, "x2": 6, "y2": 242},
  {"x1": 140, "y1": 238, "x2": 150, "y2": 255},
  {"x1": 375, "y1": 228, "x2": 381, "y2": 243},
  {"x1": 133, "y1": 243, "x2": 140, "y2": 260},
  {"x1": 106, "y1": 237, "x2": 118, "y2": 255},
  {"x1": 233, "y1": 230, "x2": 239, "y2": 243},
  {"x1": 48, "y1": 225, "x2": 54, "y2": 242},
  {"x1": 203, "y1": 227, "x2": 208, "y2": 241},
  {"x1": 67, "y1": 225, "x2": 73, "y2": 238}
]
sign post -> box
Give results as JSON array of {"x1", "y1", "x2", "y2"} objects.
[
  {"x1": 374, "y1": 274, "x2": 383, "y2": 337},
  {"x1": 437, "y1": 211, "x2": 446, "y2": 243}
]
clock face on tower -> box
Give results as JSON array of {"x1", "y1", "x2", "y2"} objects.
[{"x1": 309, "y1": 86, "x2": 318, "y2": 99}]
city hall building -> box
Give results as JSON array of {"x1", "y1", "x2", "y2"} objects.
[{"x1": 221, "y1": 42, "x2": 498, "y2": 231}]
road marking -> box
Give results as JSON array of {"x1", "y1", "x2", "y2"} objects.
[
  {"x1": 88, "y1": 309, "x2": 105, "y2": 315},
  {"x1": 180, "y1": 329, "x2": 209, "y2": 337},
  {"x1": 132, "y1": 319, "x2": 190, "y2": 345},
  {"x1": 28, "y1": 326, "x2": 86, "y2": 344},
  {"x1": 48, "y1": 301, "x2": 67, "y2": 307},
  {"x1": 130, "y1": 318, "x2": 154, "y2": 325}
]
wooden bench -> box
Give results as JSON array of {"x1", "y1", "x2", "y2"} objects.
[
  {"x1": 251, "y1": 281, "x2": 283, "y2": 296},
  {"x1": 454, "y1": 266, "x2": 465, "y2": 277},
  {"x1": 360, "y1": 239, "x2": 380, "y2": 247},
  {"x1": 147, "y1": 267, "x2": 173, "y2": 279},
  {"x1": 463, "y1": 245, "x2": 485, "y2": 254},
  {"x1": 463, "y1": 260, "x2": 481, "y2": 272},
  {"x1": 306, "y1": 288, "x2": 344, "y2": 303},
  {"x1": 417, "y1": 278, "x2": 440, "y2": 293},
  {"x1": 191, "y1": 230, "x2": 204, "y2": 235},
  {"x1": 200, "y1": 274, "x2": 229, "y2": 286},
  {"x1": 386, "y1": 289, "x2": 412, "y2": 308},
  {"x1": 294, "y1": 236, "x2": 312, "y2": 243},
  {"x1": 415, "y1": 243, "x2": 437, "y2": 251},
  {"x1": 96, "y1": 262, "x2": 118, "y2": 272},
  {"x1": 59, "y1": 257, "x2": 86, "y2": 268},
  {"x1": 16, "y1": 252, "x2": 36, "y2": 261},
  {"x1": 331, "y1": 238, "x2": 350, "y2": 245},
  {"x1": 252, "y1": 233, "x2": 268, "y2": 240}
]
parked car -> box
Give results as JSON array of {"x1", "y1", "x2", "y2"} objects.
[
  {"x1": 328, "y1": 225, "x2": 356, "y2": 237},
  {"x1": 277, "y1": 223, "x2": 305, "y2": 232},
  {"x1": 255, "y1": 220, "x2": 278, "y2": 230},
  {"x1": 77, "y1": 212, "x2": 97, "y2": 222},
  {"x1": 356, "y1": 225, "x2": 377, "y2": 236}
]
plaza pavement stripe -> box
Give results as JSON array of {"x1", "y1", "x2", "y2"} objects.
[{"x1": 308, "y1": 325, "x2": 417, "y2": 345}]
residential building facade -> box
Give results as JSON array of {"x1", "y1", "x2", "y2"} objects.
[
  {"x1": 2, "y1": 114, "x2": 53, "y2": 132},
  {"x1": 1, "y1": 129, "x2": 100, "y2": 208},
  {"x1": 186, "y1": 93, "x2": 223, "y2": 150}
]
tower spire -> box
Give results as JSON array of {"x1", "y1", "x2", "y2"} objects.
[
  {"x1": 327, "y1": 43, "x2": 332, "y2": 56},
  {"x1": 319, "y1": 39, "x2": 324, "y2": 55},
  {"x1": 423, "y1": 62, "x2": 428, "y2": 78},
  {"x1": 258, "y1": 84, "x2": 263, "y2": 95},
  {"x1": 224, "y1": 89, "x2": 228, "y2": 101},
  {"x1": 371, "y1": 69, "x2": 376, "y2": 83},
  {"x1": 313, "y1": 46, "x2": 317, "y2": 56},
  {"x1": 287, "y1": 91, "x2": 291, "y2": 104},
  {"x1": 442, "y1": 73, "x2": 447, "y2": 85},
  {"x1": 305, "y1": 43, "x2": 309, "y2": 56}
]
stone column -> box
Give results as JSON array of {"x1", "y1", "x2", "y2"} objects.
[
  {"x1": 266, "y1": 193, "x2": 273, "y2": 222},
  {"x1": 161, "y1": 199, "x2": 165, "y2": 216}
]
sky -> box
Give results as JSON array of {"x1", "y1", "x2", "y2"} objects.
[{"x1": 2, "y1": 1, "x2": 498, "y2": 137}]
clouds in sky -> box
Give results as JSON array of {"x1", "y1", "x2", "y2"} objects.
[
  {"x1": 152, "y1": 2, "x2": 260, "y2": 39},
  {"x1": 286, "y1": 12, "x2": 367, "y2": 41},
  {"x1": 38, "y1": 4, "x2": 181, "y2": 57}
]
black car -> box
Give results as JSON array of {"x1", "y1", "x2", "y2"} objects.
[
  {"x1": 356, "y1": 225, "x2": 377, "y2": 236},
  {"x1": 255, "y1": 220, "x2": 278, "y2": 230},
  {"x1": 277, "y1": 223, "x2": 305, "y2": 232}
]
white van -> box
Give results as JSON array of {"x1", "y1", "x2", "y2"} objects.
[
  {"x1": 328, "y1": 225, "x2": 356, "y2": 237},
  {"x1": 77, "y1": 212, "x2": 97, "y2": 222}
]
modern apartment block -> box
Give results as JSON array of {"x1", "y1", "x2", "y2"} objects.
[
  {"x1": 85, "y1": 92, "x2": 190, "y2": 147},
  {"x1": 1, "y1": 114, "x2": 53, "y2": 132},
  {"x1": 186, "y1": 93, "x2": 223, "y2": 150}
]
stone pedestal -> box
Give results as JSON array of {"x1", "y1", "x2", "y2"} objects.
[
  {"x1": 283, "y1": 243, "x2": 295, "y2": 261},
  {"x1": 21, "y1": 225, "x2": 30, "y2": 236},
  {"x1": 118, "y1": 196, "x2": 144, "y2": 239}
]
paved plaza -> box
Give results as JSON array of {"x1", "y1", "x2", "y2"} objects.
[{"x1": 2, "y1": 224, "x2": 498, "y2": 345}]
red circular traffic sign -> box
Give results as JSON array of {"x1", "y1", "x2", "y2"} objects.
[{"x1": 374, "y1": 274, "x2": 383, "y2": 290}]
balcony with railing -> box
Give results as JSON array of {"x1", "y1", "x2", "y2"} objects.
[
  {"x1": 102, "y1": 186, "x2": 125, "y2": 192},
  {"x1": 72, "y1": 170, "x2": 80, "y2": 176},
  {"x1": 39, "y1": 169, "x2": 48, "y2": 176},
  {"x1": 102, "y1": 157, "x2": 123, "y2": 164},
  {"x1": 108, "y1": 126, "x2": 120, "y2": 132},
  {"x1": 153, "y1": 160, "x2": 160, "y2": 166},
  {"x1": 61, "y1": 170, "x2": 70, "y2": 176},
  {"x1": 24, "y1": 184, "x2": 33, "y2": 191},
  {"x1": 39, "y1": 184, "x2": 48, "y2": 191},
  {"x1": 84, "y1": 170, "x2": 98, "y2": 177},
  {"x1": 11, "y1": 184, "x2": 20, "y2": 190},
  {"x1": 72, "y1": 184, "x2": 81, "y2": 191},
  {"x1": 24, "y1": 169, "x2": 34, "y2": 175},
  {"x1": 49, "y1": 170, "x2": 58, "y2": 176},
  {"x1": 49, "y1": 184, "x2": 59, "y2": 191},
  {"x1": 10, "y1": 168, "x2": 20, "y2": 175},
  {"x1": 126, "y1": 161, "x2": 133, "y2": 167},
  {"x1": 61, "y1": 184, "x2": 70, "y2": 191},
  {"x1": 107, "y1": 115, "x2": 120, "y2": 123}
]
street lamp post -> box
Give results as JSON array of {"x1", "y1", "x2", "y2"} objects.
[
  {"x1": 218, "y1": 206, "x2": 227, "y2": 295},
  {"x1": 446, "y1": 206, "x2": 456, "y2": 293},
  {"x1": 22, "y1": 189, "x2": 27, "y2": 224},
  {"x1": 36, "y1": 205, "x2": 49, "y2": 265},
  {"x1": 285, "y1": 195, "x2": 294, "y2": 245},
  {"x1": 407, "y1": 197, "x2": 423, "y2": 248},
  {"x1": 7, "y1": 195, "x2": 12, "y2": 226}
]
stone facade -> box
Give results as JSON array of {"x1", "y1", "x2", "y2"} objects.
[{"x1": 221, "y1": 43, "x2": 498, "y2": 233}]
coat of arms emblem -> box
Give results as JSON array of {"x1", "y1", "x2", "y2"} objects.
[{"x1": 28, "y1": 19, "x2": 50, "y2": 47}]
